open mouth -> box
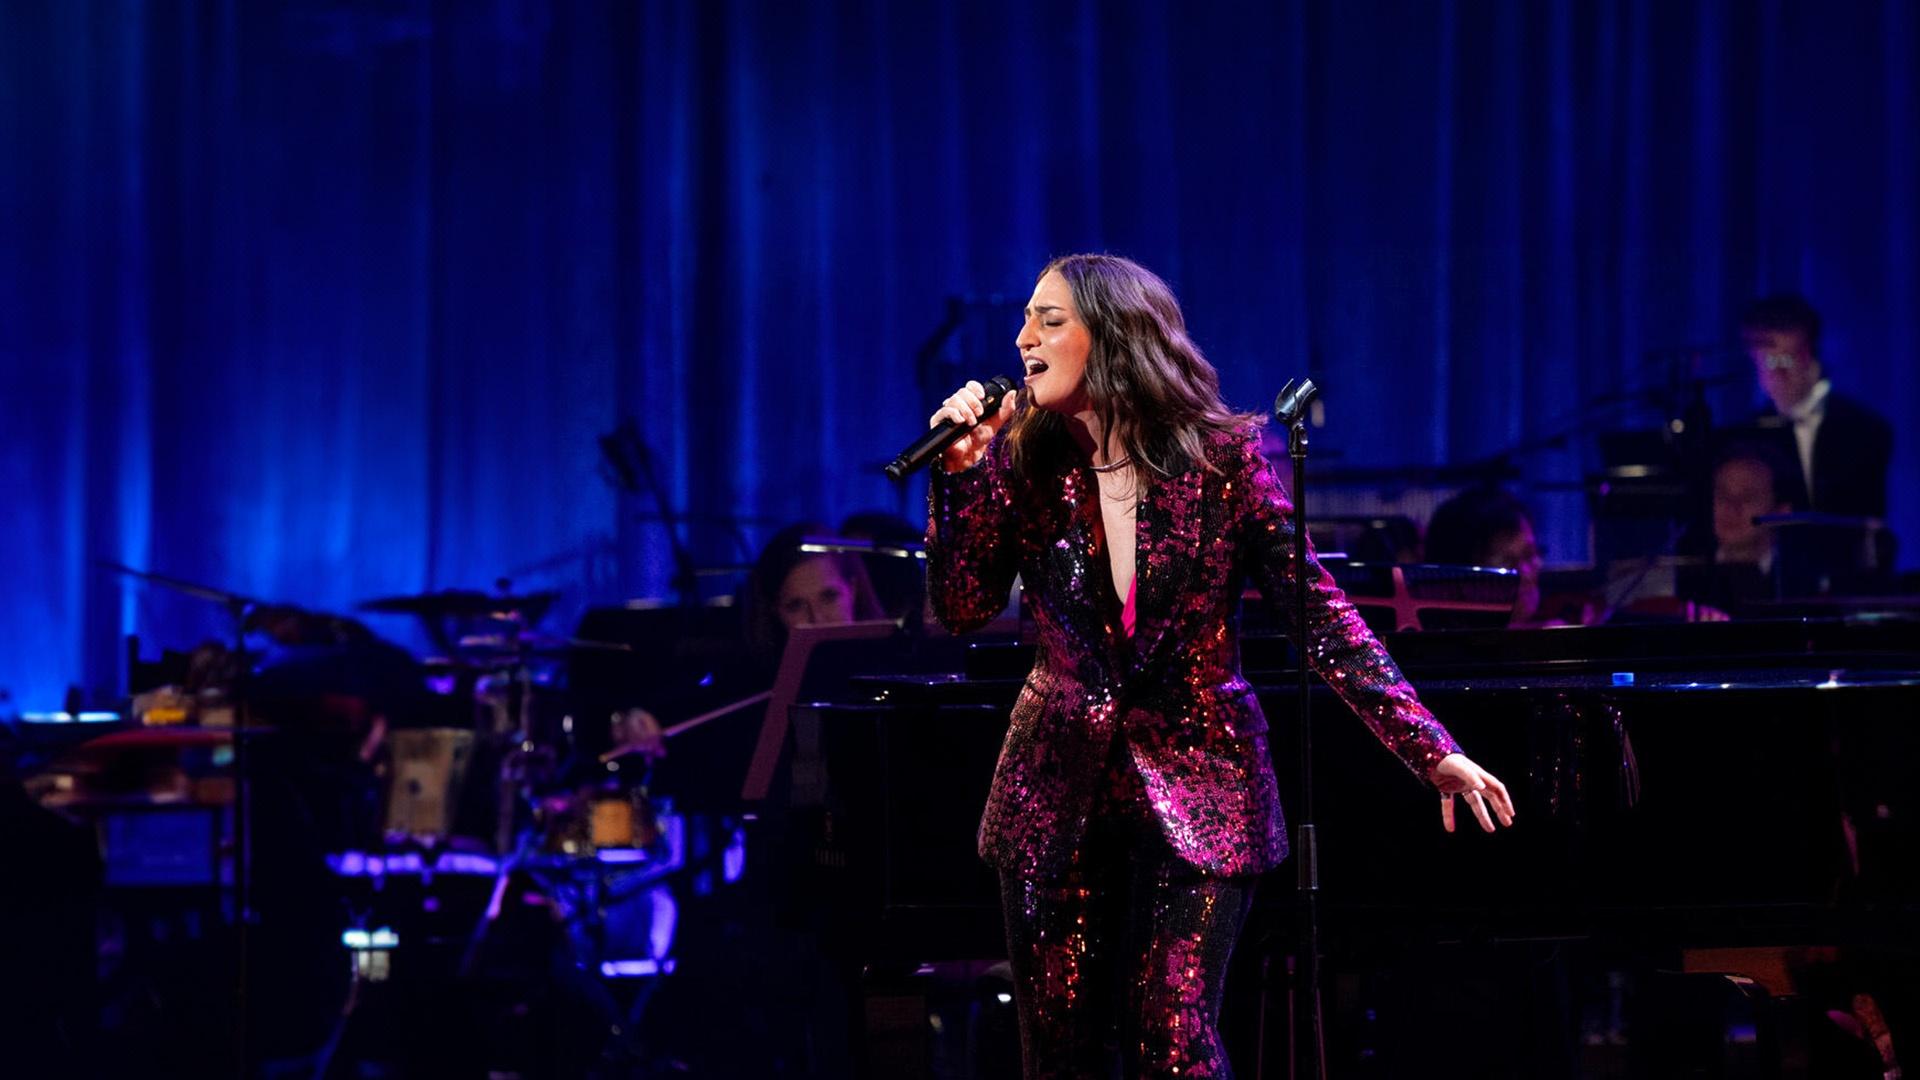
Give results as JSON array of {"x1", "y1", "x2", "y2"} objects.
[{"x1": 1024, "y1": 359, "x2": 1049, "y2": 378}]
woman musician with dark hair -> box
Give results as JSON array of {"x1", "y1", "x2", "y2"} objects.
[{"x1": 925, "y1": 254, "x2": 1514, "y2": 1078}]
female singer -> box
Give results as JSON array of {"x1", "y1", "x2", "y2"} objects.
[{"x1": 925, "y1": 254, "x2": 1514, "y2": 1077}]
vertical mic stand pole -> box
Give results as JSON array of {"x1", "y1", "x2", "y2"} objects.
[
  {"x1": 630, "y1": 436, "x2": 701, "y2": 607},
  {"x1": 225, "y1": 596, "x2": 253, "y2": 1079},
  {"x1": 1274, "y1": 379, "x2": 1325, "y2": 1080}
]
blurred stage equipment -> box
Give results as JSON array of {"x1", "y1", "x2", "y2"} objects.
[
  {"x1": 359, "y1": 585, "x2": 557, "y2": 654},
  {"x1": 93, "y1": 562, "x2": 276, "y2": 1075},
  {"x1": 598, "y1": 417, "x2": 765, "y2": 605}
]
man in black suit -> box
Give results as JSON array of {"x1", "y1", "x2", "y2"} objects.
[{"x1": 1738, "y1": 293, "x2": 1893, "y2": 519}]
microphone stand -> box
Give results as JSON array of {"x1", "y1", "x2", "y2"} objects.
[
  {"x1": 228, "y1": 595, "x2": 254, "y2": 1080},
  {"x1": 1273, "y1": 379, "x2": 1326, "y2": 1080},
  {"x1": 599, "y1": 419, "x2": 704, "y2": 605}
]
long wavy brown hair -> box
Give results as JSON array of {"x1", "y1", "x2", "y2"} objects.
[{"x1": 1002, "y1": 254, "x2": 1258, "y2": 492}]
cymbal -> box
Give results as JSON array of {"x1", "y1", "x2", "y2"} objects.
[
  {"x1": 359, "y1": 589, "x2": 558, "y2": 621},
  {"x1": 454, "y1": 631, "x2": 632, "y2": 658}
]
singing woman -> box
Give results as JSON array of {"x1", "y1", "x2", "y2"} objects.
[{"x1": 925, "y1": 253, "x2": 1514, "y2": 1077}]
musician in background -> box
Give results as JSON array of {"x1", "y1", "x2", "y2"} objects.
[
  {"x1": 244, "y1": 603, "x2": 425, "y2": 760},
  {"x1": 1709, "y1": 444, "x2": 1794, "y2": 575},
  {"x1": 927, "y1": 254, "x2": 1513, "y2": 1077},
  {"x1": 1670, "y1": 443, "x2": 1796, "y2": 615},
  {"x1": 1422, "y1": 485, "x2": 1552, "y2": 626},
  {"x1": 743, "y1": 521, "x2": 889, "y2": 665},
  {"x1": 1738, "y1": 294, "x2": 1893, "y2": 520}
]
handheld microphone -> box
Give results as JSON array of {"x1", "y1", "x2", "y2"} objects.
[{"x1": 884, "y1": 375, "x2": 1018, "y2": 481}]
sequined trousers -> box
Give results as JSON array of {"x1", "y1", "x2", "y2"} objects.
[{"x1": 999, "y1": 744, "x2": 1257, "y2": 1079}]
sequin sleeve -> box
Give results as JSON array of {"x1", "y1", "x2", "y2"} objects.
[
  {"x1": 925, "y1": 440, "x2": 1021, "y2": 634},
  {"x1": 1228, "y1": 432, "x2": 1460, "y2": 782}
]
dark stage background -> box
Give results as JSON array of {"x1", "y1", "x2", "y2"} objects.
[{"x1": 3, "y1": 0, "x2": 1916, "y2": 710}]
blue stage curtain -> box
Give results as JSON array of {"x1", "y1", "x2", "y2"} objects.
[{"x1": 2, "y1": 0, "x2": 1915, "y2": 707}]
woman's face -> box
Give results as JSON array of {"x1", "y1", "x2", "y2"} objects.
[
  {"x1": 777, "y1": 557, "x2": 857, "y2": 629},
  {"x1": 1015, "y1": 270, "x2": 1094, "y2": 414}
]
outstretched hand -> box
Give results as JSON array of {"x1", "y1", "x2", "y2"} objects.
[{"x1": 1430, "y1": 753, "x2": 1515, "y2": 833}]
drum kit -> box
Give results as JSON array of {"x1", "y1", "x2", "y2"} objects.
[
  {"x1": 83, "y1": 568, "x2": 644, "y2": 843},
  {"x1": 70, "y1": 567, "x2": 703, "y2": 1018},
  {"x1": 351, "y1": 584, "x2": 644, "y2": 857}
]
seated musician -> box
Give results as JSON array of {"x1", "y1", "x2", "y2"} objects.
[
  {"x1": 1676, "y1": 443, "x2": 1794, "y2": 613},
  {"x1": 1422, "y1": 485, "x2": 1552, "y2": 626},
  {"x1": 743, "y1": 521, "x2": 890, "y2": 665},
  {"x1": 244, "y1": 604, "x2": 425, "y2": 758},
  {"x1": 573, "y1": 522, "x2": 888, "y2": 781}
]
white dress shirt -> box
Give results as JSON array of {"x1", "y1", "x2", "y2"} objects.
[{"x1": 1782, "y1": 378, "x2": 1831, "y2": 504}]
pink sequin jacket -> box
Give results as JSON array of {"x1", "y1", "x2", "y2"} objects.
[{"x1": 928, "y1": 424, "x2": 1459, "y2": 878}]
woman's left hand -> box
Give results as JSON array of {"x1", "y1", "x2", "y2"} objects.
[{"x1": 1429, "y1": 753, "x2": 1515, "y2": 833}]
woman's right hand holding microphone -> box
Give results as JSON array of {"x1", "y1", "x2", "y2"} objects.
[{"x1": 931, "y1": 380, "x2": 1017, "y2": 474}]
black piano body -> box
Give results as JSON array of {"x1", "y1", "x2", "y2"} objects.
[
  {"x1": 796, "y1": 617, "x2": 1920, "y2": 954},
  {"x1": 783, "y1": 617, "x2": 1920, "y2": 1074}
]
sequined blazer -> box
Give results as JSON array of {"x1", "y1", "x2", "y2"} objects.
[{"x1": 928, "y1": 424, "x2": 1459, "y2": 879}]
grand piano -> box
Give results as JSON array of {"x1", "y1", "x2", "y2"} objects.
[{"x1": 776, "y1": 613, "x2": 1920, "y2": 1076}]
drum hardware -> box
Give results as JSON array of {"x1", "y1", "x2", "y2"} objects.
[
  {"x1": 97, "y1": 561, "x2": 262, "y2": 610},
  {"x1": 524, "y1": 707, "x2": 660, "y2": 858},
  {"x1": 96, "y1": 565, "x2": 697, "y2": 1072},
  {"x1": 358, "y1": 584, "x2": 559, "y2": 656},
  {"x1": 454, "y1": 630, "x2": 633, "y2": 661},
  {"x1": 471, "y1": 655, "x2": 545, "y2": 828},
  {"x1": 387, "y1": 638, "x2": 610, "y2": 857},
  {"x1": 537, "y1": 783, "x2": 663, "y2": 858},
  {"x1": 381, "y1": 728, "x2": 476, "y2": 843},
  {"x1": 95, "y1": 564, "x2": 758, "y2": 1073},
  {"x1": 357, "y1": 587, "x2": 559, "y2": 622},
  {"x1": 497, "y1": 736, "x2": 560, "y2": 855},
  {"x1": 398, "y1": 603, "x2": 613, "y2": 854}
]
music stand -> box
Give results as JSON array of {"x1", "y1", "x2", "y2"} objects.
[{"x1": 740, "y1": 620, "x2": 899, "y2": 802}]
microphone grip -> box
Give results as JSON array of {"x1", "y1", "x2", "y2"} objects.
[{"x1": 884, "y1": 375, "x2": 1017, "y2": 481}]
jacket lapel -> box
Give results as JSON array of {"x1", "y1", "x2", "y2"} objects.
[
  {"x1": 1054, "y1": 465, "x2": 1129, "y2": 662},
  {"x1": 1126, "y1": 464, "x2": 1207, "y2": 678}
]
